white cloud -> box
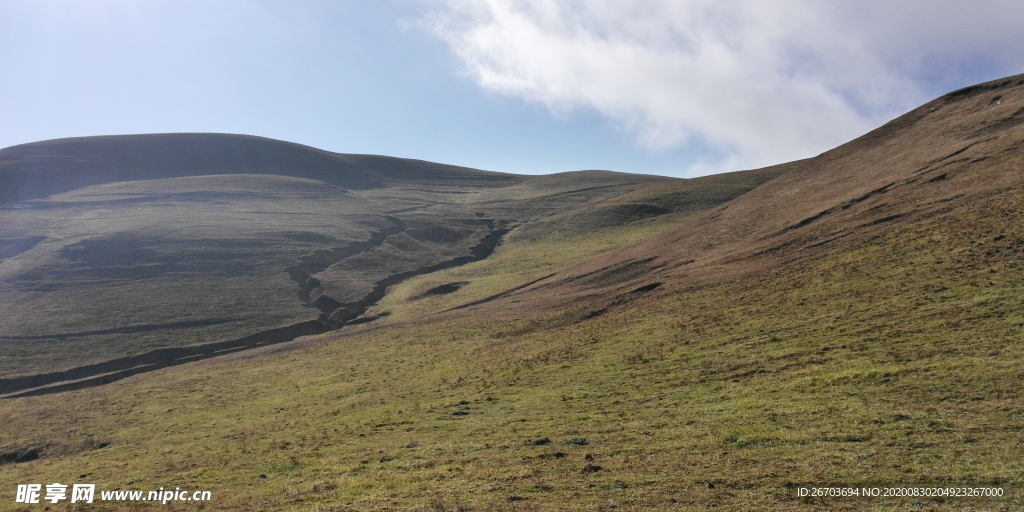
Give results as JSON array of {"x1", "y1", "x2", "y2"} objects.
[{"x1": 419, "y1": 0, "x2": 1024, "y2": 175}]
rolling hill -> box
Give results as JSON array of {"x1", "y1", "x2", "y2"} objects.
[
  {"x1": 0, "y1": 133, "x2": 522, "y2": 205},
  {"x1": 0, "y1": 73, "x2": 1022, "y2": 511},
  {"x1": 0, "y1": 134, "x2": 777, "y2": 397}
]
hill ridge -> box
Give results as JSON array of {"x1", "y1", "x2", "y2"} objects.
[
  {"x1": 0, "y1": 132, "x2": 523, "y2": 204},
  {"x1": 480, "y1": 73, "x2": 1024, "y2": 314}
]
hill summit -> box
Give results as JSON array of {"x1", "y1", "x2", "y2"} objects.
[{"x1": 0, "y1": 132, "x2": 520, "y2": 204}]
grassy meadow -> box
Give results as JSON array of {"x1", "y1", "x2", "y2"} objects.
[{"x1": 1, "y1": 190, "x2": 1022, "y2": 511}]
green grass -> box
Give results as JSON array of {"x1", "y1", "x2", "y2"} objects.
[
  {"x1": 367, "y1": 213, "x2": 692, "y2": 323},
  {"x1": 0, "y1": 168, "x2": 683, "y2": 379},
  {"x1": 1, "y1": 193, "x2": 1022, "y2": 511}
]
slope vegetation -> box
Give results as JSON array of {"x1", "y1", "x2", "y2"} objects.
[
  {"x1": 0, "y1": 134, "x2": 777, "y2": 396},
  {"x1": 487, "y1": 74, "x2": 1024, "y2": 316},
  {"x1": 0, "y1": 75, "x2": 1021, "y2": 511},
  {"x1": 0, "y1": 166, "x2": 1020, "y2": 511}
]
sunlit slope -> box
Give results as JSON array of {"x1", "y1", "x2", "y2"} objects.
[
  {"x1": 3, "y1": 71, "x2": 1024, "y2": 512},
  {"x1": 0, "y1": 186, "x2": 1020, "y2": 510},
  {"x1": 1, "y1": 137, "x2": 693, "y2": 386},
  {"x1": 493, "y1": 74, "x2": 1024, "y2": 314},
  {"x1": 367, "y1": 166, "x2": 787, "y2": 323}
]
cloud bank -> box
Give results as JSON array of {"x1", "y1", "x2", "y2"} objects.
[{"x1": 420, "y1": 0, "x2": 1024, "y2": 175}]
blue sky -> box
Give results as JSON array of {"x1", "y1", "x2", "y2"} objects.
[{"x1": 1, "y1": 1, "x2": 1022, "y2": 177}]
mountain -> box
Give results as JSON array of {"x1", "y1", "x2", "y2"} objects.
[{"x1": 1, "y1": 75, "x2": 1022, "y2": 510}]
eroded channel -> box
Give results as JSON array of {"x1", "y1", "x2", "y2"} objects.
[{"x1": 0, "y1": 216, "x2": 510, "y2": 398}]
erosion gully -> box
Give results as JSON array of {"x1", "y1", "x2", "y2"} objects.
[{"x1": 0, "y1": 215, "x2": 509, "y2": 398}]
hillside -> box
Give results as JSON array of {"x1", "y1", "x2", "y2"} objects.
[
  {"x1": 0, "y1": 134, "x2": 778, "y2": 397},
  {"x1": 362, "y1": 165, "x2": 789, "y2": 324},
  {"x1": 483, "y1": 74, "x2": 1024, "y2": 315},
  {"x1": 0, "y1": 74, "x2": 1022, "y2": 511}
]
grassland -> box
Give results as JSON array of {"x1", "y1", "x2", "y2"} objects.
[
  {"x1": 1, "y1": 188, "x2": 1020, "y2": 511},
  {"x1": 366, "y1": 166, "x2": 790, "y2": 324},
  {"x1": 0, "y1": 169, "x2": 652, "y2": 380},
  {"x1": 366, "y1": 212, "x2": 693, "y2": 323},
  {"x1": 0, "y1": 143, "x2": 782, "y2": 395},
  {"x1": 3, "y1": 78, "x2": 1023, "y2": 510}
]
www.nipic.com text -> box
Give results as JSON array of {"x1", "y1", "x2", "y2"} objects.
[{"x1": 15, "y1": 484, "x2": 211, "y2": 504}]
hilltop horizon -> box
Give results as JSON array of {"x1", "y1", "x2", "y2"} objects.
[{"x1": 1, "y1": 71, "x2": 1022, "y2": 510}]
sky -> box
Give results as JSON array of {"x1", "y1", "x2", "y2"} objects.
[{"x1": 1, "y1": 0, "x2": 1022, "y2": 178}]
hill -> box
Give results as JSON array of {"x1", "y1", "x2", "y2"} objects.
[
  {"x1": 0, "y1": 133, "x2": 521, "y2": 205},
  {"x1": 0, "y1": 74, "x2": 1022, "y2": 511},
  {"x1": 0, "y1": 134, "x2": 778, "y2": 396},
  {"x1": 482, "y1": 74, "x2": 1024, "y2": 316}
]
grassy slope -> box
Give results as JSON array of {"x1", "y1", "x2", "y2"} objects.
[
  {"x1": 498, "y1": 74, "x2": 1024, "y2": 321},
  {"x1": 368, "y1": 167, "x2": 789, "y2": 324},
  {"x1": 366, "y1": 213, "x2": 692, "y2": 324},
  {"x1": 0, "y1": 175, "x2": 384, "y2": 377},
  {"x1": 0, "y1": 165, "x2": 677, "y2": 381},
  {"x1": 1, "y1": 189, "x2": 1021, "y2": 511}
]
